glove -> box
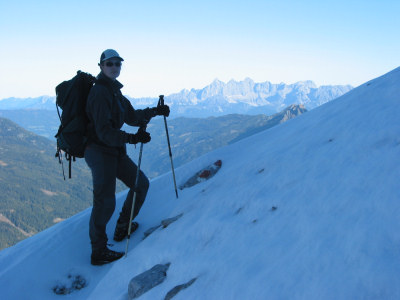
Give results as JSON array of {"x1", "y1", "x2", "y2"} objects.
[
  {"x1": 126, "y1": 130, "x2": 151, "y2": 144},
  {"x1": 153, "y1": 104, "x2": 170, "y2": 117}
]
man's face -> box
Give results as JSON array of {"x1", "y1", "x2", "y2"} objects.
[{"x1": 100, "y1": 59, "x2": 122, "y2": 80}]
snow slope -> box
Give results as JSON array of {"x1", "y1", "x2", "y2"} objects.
[{"x1": 0, "y1": 67, "x2": 399, "y2": 299}]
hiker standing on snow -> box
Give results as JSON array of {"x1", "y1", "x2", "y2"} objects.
[{"x1": 85, "y1": 49, "x2": 170, "y2": 265}]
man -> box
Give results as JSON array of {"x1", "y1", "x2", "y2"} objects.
[{"x1": 85, "y1": 49, "x2": 169, "y2": 265}]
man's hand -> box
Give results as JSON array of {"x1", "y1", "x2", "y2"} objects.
[
  {"x1": 127, "y1": 130, "x2": 151, "y2": 144},
  {"x1": 153, "y1": 104, "x2": 170, "y2": 117}
]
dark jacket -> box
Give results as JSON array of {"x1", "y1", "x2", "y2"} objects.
[{"x1": 86, "y1": 72, "x2": 155, "y2": 154}]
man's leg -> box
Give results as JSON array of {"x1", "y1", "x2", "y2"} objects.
[
  {"x1": 117, "y1": 154, "x2": 149, "y2": 223},
  {"x1": 85, "y1": 146, "x2": 118, "y2": 250}
]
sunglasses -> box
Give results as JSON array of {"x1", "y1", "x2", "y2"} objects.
[{"x1": 104, "y1": 61, "x2": 122, "y2": 67}]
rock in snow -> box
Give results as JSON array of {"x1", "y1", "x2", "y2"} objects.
[{"x1": 128, "y1": 263, "x2": 171, "y2": 299}]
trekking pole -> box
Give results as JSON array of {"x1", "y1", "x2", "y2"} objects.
[
  {"x1": 158, "y1": 95, "x2": 179, "y2": 199},
  {"x1": 125, "y1": 126, "x2": 145, "y2": 257}
]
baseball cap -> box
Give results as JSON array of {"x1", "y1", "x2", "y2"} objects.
[{"x1": 99, "y1": 49, "x2": 124, "y2": 63}]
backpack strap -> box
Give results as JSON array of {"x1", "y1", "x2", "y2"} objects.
[
  {"x1": 56, "y1": 149, "x2": 74, "y2": 180},
  {"x1": 69, "y1": 157, "x2": 72, "y2": 179},
  {"x1": 56, "y1": 102, "x2": 62, "y2": 123},
  {"x1": 55, "y1": 147, "x2": 66, "y2": 180},
  {"x1": 64, "y1": 153, "x2": 74, "y2": 179}
]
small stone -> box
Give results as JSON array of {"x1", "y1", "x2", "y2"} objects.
[
  {"x1": 164, "y1": 278, "x2": 197, "y2": 300},
  {"x1": 161, "y1": 213, "x2": 184, "y2": 228},
  {"x1": 143, "y1": 224, "x2": 162, "y2": 240}
]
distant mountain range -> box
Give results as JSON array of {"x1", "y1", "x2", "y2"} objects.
[
  {"x1": 0, "y1": 96, "x2": 55, "y2": 110},
  {"x1": 163, "y1": 78, "x2": 352, "y2": 116},
  {"x1": 0, "y1": 78, "x2": 352, "y2": 117}
]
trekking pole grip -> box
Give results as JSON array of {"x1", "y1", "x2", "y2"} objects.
[
  {"x1": 158, "y1": 95, "x2": 164, "y2": 107},
  {"x1": 138, "y1": 124, "x2": 147, "y2": 133}
]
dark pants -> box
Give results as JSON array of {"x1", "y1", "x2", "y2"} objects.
[{"x1": 85, "y1": 145, "x2": 149, "y2": 250}]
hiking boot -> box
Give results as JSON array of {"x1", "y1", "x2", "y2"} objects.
[
  {"x1": 91, "y1": 247, "x2": 124, "y2": 266},
  {"x1": 114, "y1": 219, "x2": 139, "y2": 242}
]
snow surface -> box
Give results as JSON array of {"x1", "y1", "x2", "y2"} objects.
[{"x1": 0, "y1": 67, "x2": 400, "y2": 299}]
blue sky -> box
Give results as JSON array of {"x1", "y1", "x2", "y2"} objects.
[{"x1": 0, "y1": 0, "x2": 399, "y2": 98}]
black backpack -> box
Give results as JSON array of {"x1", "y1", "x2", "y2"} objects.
[{"x1": 55, "y1": 71, "x2": 96, "y2": 179}]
